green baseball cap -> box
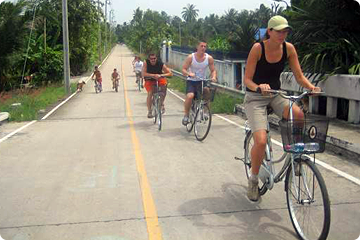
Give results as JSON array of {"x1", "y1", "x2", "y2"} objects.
[{"x1": 268, "y1": 15, "x2": 292, "y2": 30}]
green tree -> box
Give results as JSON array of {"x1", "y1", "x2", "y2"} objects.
[
  {"x1": 287, "y1": 0, "x2": 360, "y2": 75},
  {"x1": 181, "y1": 4, "x2": 199, "y2": 23},
  {"x1": 0, "y1": 0, "x2": 27, "y2": 90}
]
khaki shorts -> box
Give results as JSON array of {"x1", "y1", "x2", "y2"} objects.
[{"x1": 244, "y1": 91, "x2": 289, "y2": 132}]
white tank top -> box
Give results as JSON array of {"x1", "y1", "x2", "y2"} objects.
[{"x1": 188, "y1": 53, "x2": 209, "y2": 81}]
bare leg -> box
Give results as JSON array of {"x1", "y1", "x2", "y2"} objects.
[
  {"x1": 147, "y1": 90, "x2": 153, "y2": 112},
  {"x1": 184, "y1": 92, "x2": 195, "y2": 116},
  {"x1": 250, "y1": 130, "x2": 267, "y2": 175}
]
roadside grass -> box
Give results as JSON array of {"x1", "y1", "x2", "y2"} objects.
[
  {"x1": 0, "y1": 83, "x2": 77, "y2": 122},
  {"x1": 167, "y1": 76, "x2": 243, "y2": 114}
]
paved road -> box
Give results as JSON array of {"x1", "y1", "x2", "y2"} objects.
[{"x1": 0, "y1": 45, "x2": 359, "y2": 240}]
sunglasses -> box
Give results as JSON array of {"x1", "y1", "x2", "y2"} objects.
[{"x1": 149, "y1": 57, "x2": 157, "y2": 60}]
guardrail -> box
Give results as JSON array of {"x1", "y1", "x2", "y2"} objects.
[{"x1": 171, "y1": 69, "x2": 244, "y2": 97}]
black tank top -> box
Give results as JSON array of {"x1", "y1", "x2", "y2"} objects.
[
  {"x1": 247, "y1": 41, "x2": 287, "y2": 91},
  {"x1": 146, "y1": 59, "x2": 164, "y2": 74}
]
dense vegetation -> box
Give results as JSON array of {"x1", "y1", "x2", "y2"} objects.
[
  {"x1": 116, "y1": 0, "x2": 360, "y2": 76},
  {"x1": 0, "y1": 0, "x2": 117, "y2": 92}
]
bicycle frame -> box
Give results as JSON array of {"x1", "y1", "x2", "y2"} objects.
[{"x1": 257, "y1": 91, "x2": 315, "y2": 196}]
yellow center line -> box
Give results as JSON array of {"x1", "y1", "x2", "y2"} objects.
[{"x1": 121, "y1": 62, "x2": 163, "y2": 240}]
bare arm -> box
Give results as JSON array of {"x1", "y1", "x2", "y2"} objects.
[
  {"x1": 208, "y1": 56, "x2": 217, "y2": 82},
  {"x1": 182, "y1": 54, "x2": 194, "y2": 77},
  {"x1": 287, "y1": 43, "x2": 319, "y2": 91},
  {"x1": 161, "y1": 64, "x2": 173, "y2": 78}
]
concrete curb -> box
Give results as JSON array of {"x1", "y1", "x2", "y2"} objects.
[
  {"x1": 0, "y1": 112, "x2": 9, "y2": 124},
  {"x1": 234, "y1": 104, "x2": 360, "y2": 160}
]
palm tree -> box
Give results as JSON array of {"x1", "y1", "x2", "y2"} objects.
[
  {"x1": 181, "y1": 4, "x2": 199, "y2": 23},
  {"x1": 222, "y1": 8, "x2": 238, "y2": 32}
]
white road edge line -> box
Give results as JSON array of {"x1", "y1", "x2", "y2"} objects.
[
  {"x1": 0, "y1": 50, "x2": 113, "y2": 143},
  {"x1": 168, "y1": 88, "x2": 360, "y2": 186},
  {"x1": 0, "y1": 120, "x2": 37, "y2": 143}
]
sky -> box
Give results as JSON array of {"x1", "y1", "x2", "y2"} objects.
[
  {"x1": 109, "y1": 0, "x2": 284, "y2": 25},
  {"x1": 2, "y1": 0, "x2": 360, "y2": 26}
]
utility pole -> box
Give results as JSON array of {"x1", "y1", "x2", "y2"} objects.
[
  {"x1": 179, "y1": 22, "x2": 181, "y2": 46},
  {"x1": 62, "y1": 0, "x2": 70, "y2": 94},
  {"x1": 97, "y1": 0, "x2": 102, "y2": 61},
  {"x1": 104, "y1": 0, "x2": 110, "y2": 55}
]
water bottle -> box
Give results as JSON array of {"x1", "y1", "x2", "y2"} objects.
[
  {"x1": 304, "y1": 142, "x2": 320, "y2": 152},
  {"x1": 285, "y1": 143, "x2": 304, "y2": 153}
]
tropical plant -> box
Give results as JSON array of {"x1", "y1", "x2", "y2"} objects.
[
  {"x1": 0, "y1": 0, "x2": 27, "y2": 90},
  {"x1": 181, "y1": 4, "x2": 199, "y2": 23},
  {"x1": 286, "y1": 0, "x2": 360, "y2": 76}
]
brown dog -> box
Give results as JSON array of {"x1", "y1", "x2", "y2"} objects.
[{"x1": 77, "y1": 80, "x2": 86, "y2": 92}]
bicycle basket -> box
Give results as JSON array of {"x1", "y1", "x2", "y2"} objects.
[{"x1": 279, "y1": 114, "x2": 329, "y2": 154}]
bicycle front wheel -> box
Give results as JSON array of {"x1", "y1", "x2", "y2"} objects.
[
  {"x1": 244, "y1": 131, "x2": 268, "y2": 195},
  {"x1": 157, "y1": 97, "x2": 162, "y2": 131},
  {"x1": 186, "y1": 103, "x2": 196, "y2": 132},
  {"x1": 152, "y1": 98, "x2": 157, "y2": 125},
  {"x1": 194, "y1": 104, "x2": 211, "y2": 141},
  {"x1": 285, "y1": 158, "x2": 331, "y2": 240}
]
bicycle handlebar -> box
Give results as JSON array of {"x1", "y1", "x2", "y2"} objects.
[{"x1": 264, "y1": 89, "x2": 324, "y2": 101}]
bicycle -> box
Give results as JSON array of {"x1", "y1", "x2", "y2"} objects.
[
  {"x1": 94, "y1": 79, "x2": 102, "y2": 93},
  {"x1": 145, "y1": 77, "x2": 166, "y2": 131},
  {"x1": 135, "y1": 71, "x2": 142, "y2": 92},
  {"x1": 185, "y1": 78, "x2": 215, "y2": 141},
  {"x1": 236, "y1": 90, "x2": 331, "y2": 240},
  {"x1": 112, "y1": 78, "x2": 119, "y2": 92}
]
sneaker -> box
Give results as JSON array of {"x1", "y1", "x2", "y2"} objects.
[
  {"x1": 147, "y1": 111, "x2": 153, "y2": 118},
  {"x1": 247, "y1": 178, "x2": 259, "y2": 202},
  {"x1": 182, "y1": 116, "x2": 189, "y2": 126}
]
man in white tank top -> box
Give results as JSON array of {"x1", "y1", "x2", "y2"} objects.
[{"x1": 181, "y1": 41, "x2": 217, "y2": 125}]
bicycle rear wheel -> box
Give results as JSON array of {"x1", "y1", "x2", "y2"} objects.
[
  {"x1": 244, "y1": 131, "x2": 268, "y2": 195},
  {"x1": 194, "y1": 104, "x2": 211, "y2": 141},
  {"x1": 285, "y1": 158, "x2": 331, "y2": 240}
]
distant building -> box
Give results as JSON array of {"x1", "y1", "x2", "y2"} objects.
[{"x1": 255, "y1": 28, "x2": 267, "y2": 41}]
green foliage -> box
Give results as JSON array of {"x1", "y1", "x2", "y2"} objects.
[
  {"x1": 122, "y1": 8, "x2": 174, "y2": 55},
  {"x1": 0, "y1": 0, "x2": 117, "y2": 92},
  {"x1": 208, "y1": 36, "x2": 231, "y2": 51},
  {"x1": 0, "y1": 1, "x2": 27, "y2": 90},
  {"x1": 286, "y1": 0, "x2": 360, "y2": 75},
  {"x1": 0, "y1": 83, "x2": 76, "y2": 121},
  {"x1": 167, "y1": 76, "x2": 243, "y2": 114}
]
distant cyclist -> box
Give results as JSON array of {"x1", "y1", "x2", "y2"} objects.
[
  {"x1": 111, "y1": 68, "x2": 120, "y2": 89},
  {"x1": 92, "y1": 66, "x2": 102, "y2": 92},
  {"x1": 142, "y1": 53, "x2": 173, "y2": 118},
  {"x1": 181, "y1": 40, "x2": 217, "y2": 125},
  {"x1": 134, "y1": 56, "x2": 144, "y2": 87}
]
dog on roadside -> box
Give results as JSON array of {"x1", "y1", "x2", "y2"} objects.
[{"x1": 77, "y1": 80, "x2": 86, "y2": 92}]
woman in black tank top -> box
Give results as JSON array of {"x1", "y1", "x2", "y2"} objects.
[{"x1": 243, "y1": 15, "x2": 321, "y2": 202}]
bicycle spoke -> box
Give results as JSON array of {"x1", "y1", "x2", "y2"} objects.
[
  {"x1": 194, "y1": 104, "x2": 211, "y2": 141},
  {"x1": 286, "y1": 159, "x2": 330, "y2": 240}
]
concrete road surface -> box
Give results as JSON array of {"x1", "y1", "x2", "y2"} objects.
[{"x1": 1, "y1": 45, "x2": 359, "y2": 240}]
